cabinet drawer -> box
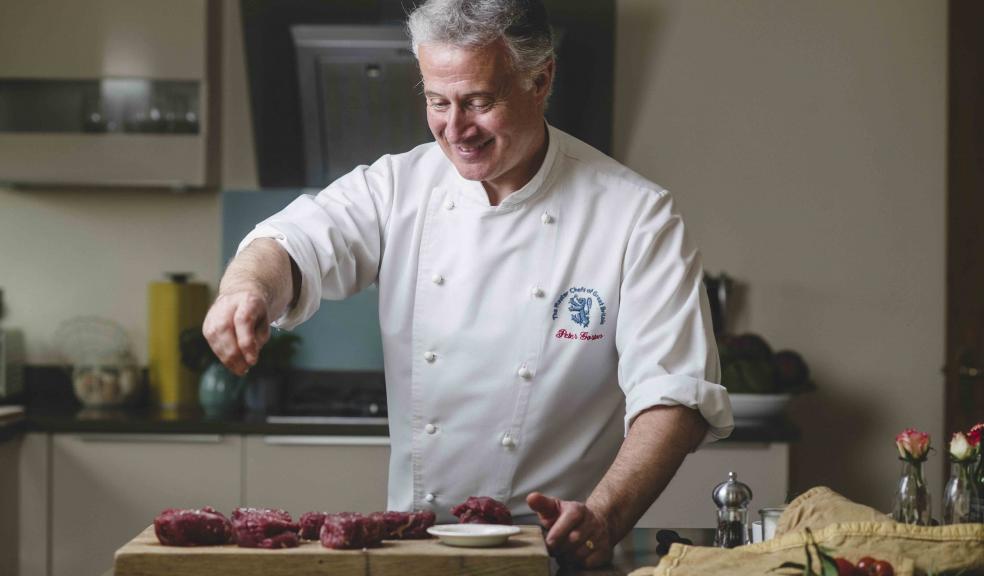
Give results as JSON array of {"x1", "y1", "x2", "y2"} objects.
[{"x1": 50, "y1": 433, "x2": 241, "y2": 576}]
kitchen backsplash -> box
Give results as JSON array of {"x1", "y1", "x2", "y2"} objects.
[{"x1": 221, "y1": 190, "x2": 383, "y2": 371}]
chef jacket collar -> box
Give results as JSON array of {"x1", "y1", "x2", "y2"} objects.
[{"x1": 452, "y1": 121, "x2": 559, "y2": 209}]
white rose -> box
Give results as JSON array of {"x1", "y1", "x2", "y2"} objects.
[{"x1": 949, "y1": 432, "x2": 973, "y2": 461}]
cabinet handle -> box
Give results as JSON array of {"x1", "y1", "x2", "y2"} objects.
[
  {"x1": 76, "y1": 433, "x2": 223, "y2": 444},
  {"x1": 262, "y1": 435, "x2": 390, "y2": 447}
]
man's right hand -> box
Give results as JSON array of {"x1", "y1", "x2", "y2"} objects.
[{"x1": 202, "y1": 289, "x2": 272, "y2": 376}]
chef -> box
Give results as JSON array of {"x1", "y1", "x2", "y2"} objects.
[{"x1": 204, "y1": 0, "x2": 733, "y2": 568}]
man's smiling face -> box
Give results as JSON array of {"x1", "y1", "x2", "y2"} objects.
[{"x1": 418, "y1": 40, "x2": 552, "y2": 198}]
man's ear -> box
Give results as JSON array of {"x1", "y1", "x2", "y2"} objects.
[{"x1": 532, "y1": 58, "x2": 555, "y2": 102}]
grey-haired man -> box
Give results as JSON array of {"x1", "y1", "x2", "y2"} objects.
[{"x1": 204, "y1": 0, "x2": 733, "y2": 567}]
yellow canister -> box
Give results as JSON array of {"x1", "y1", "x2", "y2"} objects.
[{"x1": 147, "y1": 273, "x2": 209, "y2": 408}]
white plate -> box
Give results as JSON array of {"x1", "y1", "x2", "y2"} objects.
[
  {"x1": 426, "y1": 524, "x2": 522, "y2": 547},
  {"x1": 728, "y1": 393, "x2": 793, "y2": 419}
]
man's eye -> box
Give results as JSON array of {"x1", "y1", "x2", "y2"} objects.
[
  {"x1": 428, "y1": 101, "x2": 449, "y2": 111},
  {"x1": 469, "y1": 99, "x2": 493, "y2": 110}
]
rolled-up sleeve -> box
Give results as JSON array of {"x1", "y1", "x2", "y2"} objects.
[
  {"x1": 237, "y1": 157, "x2": 395, "y2": 330},
  {"x1": 615, "y1": 189, "x2": 733, "y2": 443}
]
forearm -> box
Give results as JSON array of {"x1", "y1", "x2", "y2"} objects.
[
  {"x1": 219, "y1": 238, "x2": 299, "y2": 320},
  {"x1": 586, "y1": 405, "x2": 708, "y2": 544}
]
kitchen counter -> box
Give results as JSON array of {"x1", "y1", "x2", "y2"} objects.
[
  {"x1": 23, "y1": 404, "x2": 390, "y2": 437},
  {"x1": 17, "y1": 403, "x2": 797, "y2": 442},
  {"x1": 0, "y1": 405, "x2": 26, "y2": 442},
  {"x1": 16, "y1": 365, "x2": 799, "y2": 441}
]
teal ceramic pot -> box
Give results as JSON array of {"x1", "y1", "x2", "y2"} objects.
[{"x1": 198, "y1": 362, "x2": 245, "y2": 416}]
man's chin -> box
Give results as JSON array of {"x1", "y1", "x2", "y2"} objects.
[{"x1": 452, "y1": 162, "x2": 492, "y2": 182}]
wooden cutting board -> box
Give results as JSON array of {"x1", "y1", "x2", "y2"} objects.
[{"x1": 114, "y1": 525, "x2": 550, "y2": 576}]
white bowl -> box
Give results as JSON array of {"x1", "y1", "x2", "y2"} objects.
[
  {"x1": 728, "y1": 393, "x2": 793, "y2": 419},
  {"x1": 426, "y1": 524, "x2": 521, "y2": 547}
]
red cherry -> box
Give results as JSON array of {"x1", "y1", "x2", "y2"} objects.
[
  {"x1": 835, "y1": 557, "x2": 858, "y2": 576},
  {"x1": 856, "y1": 557, "x2": 877, "y2": 575},
  {"x1": 872, "y1": 560, "x2": 894, "y2": 576}
]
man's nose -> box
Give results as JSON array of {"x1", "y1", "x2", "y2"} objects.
[{"x1": 445, "y1": 106, "x2": 475, "y2": 142}]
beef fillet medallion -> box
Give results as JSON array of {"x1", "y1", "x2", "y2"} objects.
[
  {"x1": 320, "y1": 512, "x2": 386, "y2": 549},
  {"x1": 153, "y1": 506, "x2": 234, "y2": 546},
  {"x1": 230, "y1": 507, "x2": 300, "y2": 549},
  {"x1": 451, "y1": 496, "x2": 513, "y2": 525}
]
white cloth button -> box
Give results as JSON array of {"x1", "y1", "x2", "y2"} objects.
[
  {"x1": 531, "y1": 287, "x2": 544, "y2": 298},
  {"x1": 425, "y1": 423, "x2": 437, "y2": 434},
  {"x1": 541, "y1": 212, "x2": 553, "y2": 224},
  {"x1": 425, "y1": 493, "x2": 436, "y2": 502},
  {"x1": 424, "y1": 351, "x2": 436, "y2": 363},
  {"x1": 432, "y1": 274, "x2": 444, "y2": 285},
  {"x1": 517, "y1": 367, "x2": 532, "y2": 380},
  {"x1": 501, "y1": 435, "x2": 516, "y2": 448},
  {"x1": 445, "y1": 200, "x2": 455, "y2": 210}
]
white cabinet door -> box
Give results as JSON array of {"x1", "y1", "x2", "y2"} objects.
[
  {"x1": 0, "y1": 0, "x2": 210, "y2": 187},
  {"x1": 50, "y1": 433, "x2": 241, "y2": 576},
  {"x1": 0, "y1": 0, "x2": 205, "y2": 79},
  {"x1": 17, "y1": 433, "x2": 49, "y2": 576},
  {"x1": 636, "y1": 442, "x2": 790, "y2": 529},
  {"x1": 244, "y1": 435, "x2": 390, "y2": 514}
]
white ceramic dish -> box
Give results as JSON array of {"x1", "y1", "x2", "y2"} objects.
[
  {"x1": 426, "y1": 524, "x2": 522, "y2": 548},
  {"x1": 728, "y1": 393, "x2": 793, "y2": 419}
]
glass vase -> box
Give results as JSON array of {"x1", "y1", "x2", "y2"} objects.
[
  {"x1": 976, "y1": 455, "x2": 984, "y2": 520},
  {"x1": 943, "y1": 460, "x2": 980, "y2": 524},
  {"x1": 892, "y1": 459, "x2": 932, "y2": 525}
]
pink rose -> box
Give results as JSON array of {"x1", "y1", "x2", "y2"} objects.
[
  {"x1": 895, "y1": 428, "x2": 931, "y2": 462},
  {"x1": 949, "y1": 431, "x2": 977, "y2": 462},
  {"x1": 968, "y1": 423, "x2": 983, "y2": 447}
]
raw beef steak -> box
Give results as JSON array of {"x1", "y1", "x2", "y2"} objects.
[
  {"x1": 375, "y1": 510, "x2": 436, "y2": 539},
  {"x1": 320, "y1": 512, "x2": 386, "y2": 549},
  {"x1": 230, "y1": 507, "x2": 300, "y2": 549},
  {"x1": 153, "y1": 506, "x2": 234, "y2": 546},
  {"x1": 298, "y1": 511, "x2": 328, "y2": 540},
  {"x1": 451, "y1": 496, "x2": 513, "y2": 525}
]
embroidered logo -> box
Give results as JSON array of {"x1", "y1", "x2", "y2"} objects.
[
  {"x1": 552, "y1": 286, "x2": 607, "y2": 342},
  {"x1": 568, "y1": 295, "x2": 592, "y2": 327}
]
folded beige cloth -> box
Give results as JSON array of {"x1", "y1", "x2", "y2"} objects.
[
  {"x1": 629, "y1": 486, "x2": 984, "y2": 576},
  {"x1": 775, "y1": 486, "x2": 894, "y2": 536}
]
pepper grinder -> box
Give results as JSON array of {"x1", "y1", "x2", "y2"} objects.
[{"x1": 712, "y1": 471, "x2": 753, "y2": 548}]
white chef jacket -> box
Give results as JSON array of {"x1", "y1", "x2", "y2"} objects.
[{"x1": 239, "y1": 125, "x2": 734, "y2": 522}]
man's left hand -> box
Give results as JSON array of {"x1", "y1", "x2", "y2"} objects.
[{"x1": 526, "y1": 492, "x2": 614, "y2": 568}]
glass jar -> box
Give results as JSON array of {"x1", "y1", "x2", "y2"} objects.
[
  {"x1": 893, "y1": 459, "x2": 932, "y2": 525},
  {"x1": 943, "y1": 459, "x2": 980, "y2": 524}
]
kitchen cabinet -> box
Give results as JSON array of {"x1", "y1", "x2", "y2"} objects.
[
  {"x1": 243, "y1": 435, "x2": 390, "y2": 513},
  {"x1": 49, "y1": 434, "x2": 241, "y2": 576},
  {"x1": 16, "y1": 433, "x2": 48, "y2": 576},
  {"x1": 10, "y1": 429, "x2": 787, "y2": 575},
  {"x1": 0, "y1": 0, "x2": 213, "y2": 188},
  {"x1": 636, "y1": 442, "x2": 790, "y2": 529},
  {"x1": 0, "y1": 436, "x2": 20, "y2": 576}
]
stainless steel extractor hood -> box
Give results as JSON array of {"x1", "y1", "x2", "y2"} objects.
[{"x1": 292, "y1": 25, "x2": 432, "y2": 187}]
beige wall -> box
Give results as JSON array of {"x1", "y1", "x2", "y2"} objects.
[
  {"x1": 0, "y1": 0, "x2": 945, "y2": 514},
  {"x1": 615, "y1": 0, "x2": 946, "y2": 512},
  {"x1": 0, "y1": 0, "x2": 255, "y2": 365}
]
